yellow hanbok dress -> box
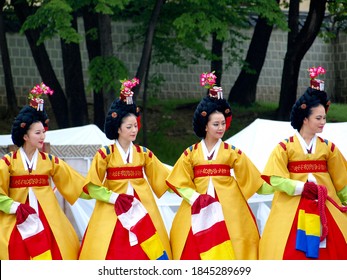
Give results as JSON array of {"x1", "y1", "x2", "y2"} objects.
[
  {"x1": 166, "y1": 140, "x2": 264, "y2": 260},
  {"x1": 78, "y1": 144, "x2": 172, "y2": 260},
  {"x1": 0, "y1": 149, "x2": 85, "y2": 260},
  {"x1": 260, "y1": 134, "x2": 347, "y2": 259}
]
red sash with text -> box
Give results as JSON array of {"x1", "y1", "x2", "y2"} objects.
[
  {"x1": 10, "y1": 175, "x2": 50, "y2": 188},
  {"x1": 107, "y1": 166, "x2": 144, "y2": 180},
  {"x1": 194, "y1": 164, "x2": 230, "y2": 178},
  {"x1": 288, "y1": 160, "x2": 327, "y2": 173}
]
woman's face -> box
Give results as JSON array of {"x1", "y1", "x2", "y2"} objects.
[
  {"x1": 118, "y1": 114, "x2": 138, "y2": 143},
  {"x1": 205, "y1": 111, "x2": 226, "y2": 141},
  {"x1": 303, "y1": 104, "x2": 326, "y2": 134},
  {"x1": 23, "y1": 121, "x2": 46, "y2": 149}
]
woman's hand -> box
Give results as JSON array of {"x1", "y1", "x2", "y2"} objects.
[{"x1": 302, "y1": 181, "x2": 326, "y2": 200}]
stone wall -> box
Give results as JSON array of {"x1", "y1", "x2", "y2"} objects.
[{"x1": 0, "y1": 19, "x2": 346, "y2": 109}]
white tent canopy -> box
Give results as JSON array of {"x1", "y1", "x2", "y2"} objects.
[
  {"x1": 0, "y1": 124, "x2": 114, "y2": 147},
  {"x1": 225, "y1": 118, "x2": 347, "y2": 172},
  {"x1": 226, "y1": 118, "x2": 294, "y2": 172}
]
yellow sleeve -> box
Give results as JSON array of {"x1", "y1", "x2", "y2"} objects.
[
  {"x1": 50, "y1": 154, "x2": 86, "y2": 205},
  {"x1": 84, "y1": 146, "x2": 109, "y2": 188},
  {"x1": 166, "y1": 147, "x2": 200, "y2": 204},
  {"x1": 0, "y1": 153, "x2": 11, "y2": 197},
  {"x1": 0, "y1": 153, "x2": 15, "y2": 213},
  {"x1": 142, "y1": 146, "x2": 170, "y2": 198},
  {"x1": 326, "y1": 142, "x2": 347, "y2": 193},
  {"x1": 230, "y1": 146, "x2": 264, "y2": 200},
  {"x1": 262, "y1": 140, "x2": 291, "y2": 179}
]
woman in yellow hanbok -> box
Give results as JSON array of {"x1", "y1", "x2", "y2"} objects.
[
  {"x1": 166, "y1": 72, "x2": 264, "y2": 260},
  {"x1": 0, "y1": 83, "x2": 87, "y2": 260},
  {"x1": 78, "y1": 78, "x2": 171, "y2": 260},
  {"x1": 259, "y1": 71, "x2": 347, "y2": 259}
]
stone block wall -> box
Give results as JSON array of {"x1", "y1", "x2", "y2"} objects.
[{"x1": 0, "y1": 20, "x2": 345, "y2": 110}]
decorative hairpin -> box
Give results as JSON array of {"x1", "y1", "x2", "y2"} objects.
[
  {"x1": 200, "y1": 71, "x2": 224, "y2": 99},
  {"x1": 200, "y1": 71, "x2": 216, "y2": 89},
  {"x1": 120, "y1": 77, "x2": 140, "y2": 105},
  {"x1": 308, "y1": 66, "x2": 326, "y2": 91},
  {"x1": 28, "y1": 82, "x2": 54, "y2": 111}
]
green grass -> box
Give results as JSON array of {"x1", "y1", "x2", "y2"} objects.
[
  {"x1": 137, "y1": 98, "x2": 200, "y2": 165},
  {"x1": 325, "y1": 103, "x2": 347, "y2": 122}
]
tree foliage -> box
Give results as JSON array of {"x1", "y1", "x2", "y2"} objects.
[
  {"x1": 7, "y1": 0, "x2": 132, "y2": 128},
  {"x1": 1, "y1": 0, "x2": 333, "y2": 130},
  {"x1": 277, "y1": 0, "x2": 327, "y2": 121},
  {"x1": 87, "y1": 56, "x2": 129, "y2": 93},
  {"x1": 320, "y1": 0, "x2": 347, "y2": 42},
  {"x1": 21, "y1": 0, "x2": 81, "y2": 44},
  {"x1": 229, "y1": 0, "x2": 287, "y2": 106}
]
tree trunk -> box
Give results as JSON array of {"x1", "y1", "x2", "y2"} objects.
[
  {"x1": 131, "y1": 0, "x2": 165, "y2": 147},
  {"x1": 211, "y1": 32, "x2": 223, "y2": 87},
  {"x1": 0, "y1": 0, "x2": 17, "y2": 116},
  {"x1": 98, "y1": 14, "x2": 115, "y2": 113},
  {"x1": 228, "y1": 10, "x2": 276, "y2": 106},
  {"x1": 141, "y1": 54, "x2": 152, "y2": 147},
  {"x1": 12, "y1": 1, "x2": 69, "y2": 128},
  {"x1": 82, "y1": 6, "x2": 105, "y2": 130},
  {"x1": 133, "y1": 0, "x2": 166, "y2": 102},
  {"x1": 277, "y1": 0, "x2": 327, "y2": 120},
  {"x1": 60, "y1": 13, "x2": 89, "y2": 127}
]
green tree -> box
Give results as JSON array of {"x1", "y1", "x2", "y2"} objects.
[
  {"x1": 83, "y1": 1, "x2": 130, "y2": 127},
  {"x1": 60, "y1": 11, "x2": 89, "y2": 126},
  {"x1": 11, "y1": 0, "x2": 130, "y2": 128},
  {"x1": 104, "y1": 0, "x2": 166, "y2": 144},
  {"x1": 0, "y1": 0, "x2": 18, "y2": 118},
  {"x1": 136, "y1": 0, "x2": 166, "y2": 146},
  {"x1": 320, "y1": 0, "x2": 347, "y2": 102},
  {"x1": 81, "y1": 4, "x2": 104, "y2": 129},
  {"x1": 124, "y1": 0, "x2": 286, "y2": 104},
  {"x1": 12, "y1": 0, "x2": 70, "y2": 128},
  {"x1": 277, "y1": 0, "x2": 327, "y2": 120},
  {"x1": 229, "y1": 0, "x2": 287, "y2": 106}
]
